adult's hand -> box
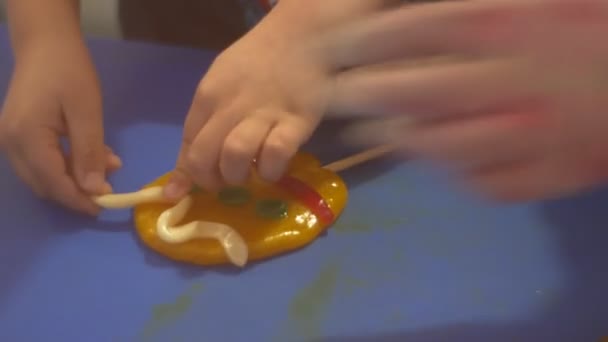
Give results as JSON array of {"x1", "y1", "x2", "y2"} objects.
[{"x1": 329, "y1": 0, "x2": 608, "y2": 201}]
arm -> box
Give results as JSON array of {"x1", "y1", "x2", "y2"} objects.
[
  {"x1": 164, "y1": 0, "x2": 403, "y2": 196},
  {"x1": 1, "y1": 0, "x2": 113, "y2": 214},
  {"x1": 7, "y1": 0, "x2": 83, "y2": 60}
]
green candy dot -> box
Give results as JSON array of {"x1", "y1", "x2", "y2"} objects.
[
  {"x1": 255, "y1": 199, "x2": 288, "y2": 220},
  {"x1": 190, "y1": 185, "x2": 202, "y2": 194},
  {"x1": 218, "y1": 187, "x2": 251, "y2": 206}
]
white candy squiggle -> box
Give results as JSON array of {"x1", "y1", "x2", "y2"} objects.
[
  {"x1": 93, "y1": 187, "x2": 168, "y2": 208},
  {"x1": 93, "y1": 186, "x2": 248, "y2": 267}
]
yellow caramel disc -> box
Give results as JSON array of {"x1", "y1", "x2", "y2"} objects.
[{"x1": 133, "y1": 152, "x2": 348, "y2": 266}]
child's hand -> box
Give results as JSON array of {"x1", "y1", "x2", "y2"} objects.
[
  {"x1": 0, "y1": 39, "x2": 120, "y2": 214},
  {"x1": 329, "y1": 0, "x2": 608, "y2": 201},
  {"x1": 164, "y1": 0, "x2": 395, "y2": 198}
]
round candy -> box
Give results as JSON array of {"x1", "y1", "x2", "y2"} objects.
[{"x1": 133, "y1": 152, "x2": 348, "y2": 266}]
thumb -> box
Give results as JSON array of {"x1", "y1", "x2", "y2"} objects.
[
  {"x1": 164, "y1": 117, "x2": 201, "y2": 201},
  {"x1": 163, "y1": 87, "x2": 214, "y2": 200},
  {"x1": 64, "y1": 90, "x2": 109, "y2": 195},
  {"x1": 163, "y1": 150, "x2": 194, "y2": 201}
]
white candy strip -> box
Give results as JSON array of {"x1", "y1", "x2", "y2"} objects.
[
  {"x1": 93, "y1": 187, "x2": 166, "y2": 208},
  {"x1": 156, "y1": 196, "x2": 248, "y2": 267},
  {"x1": 94, "y1": 186, "x2": 249, "y2": 267}
]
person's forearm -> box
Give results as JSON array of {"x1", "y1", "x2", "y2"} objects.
[{"x1": 7, "y1": 0, "x2": 83, "y2": 58}]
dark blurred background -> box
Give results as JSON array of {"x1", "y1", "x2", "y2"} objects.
[{"x1": 0, "y1": 0, "x2": 250, "y2": 50}]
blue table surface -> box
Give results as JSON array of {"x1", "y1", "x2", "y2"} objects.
[{"x1": 1, "y1": 24, "x2": 608, "y2": 342}]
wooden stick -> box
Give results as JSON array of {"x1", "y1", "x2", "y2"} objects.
[{"x1": 322, "y1": 143, "x2": 401, "y2": 173}]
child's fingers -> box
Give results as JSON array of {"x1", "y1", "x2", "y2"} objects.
[
  {"x1": 64, "y1": 146, "x2": 122, "y2": 175},
  {"x1": 220, "y1": 114, "x2": 274, "y2": 185},
  {"x1": 6, "y1": 151, "x2": 46, "y2": 198},
  {"x1": 105, "y1": 146, "x2": 123, "y2": 172},
  {"x1": 23, "y1": 130, "x2": 102, "y2": 215},
  {"x1": 257, "y1": 116, "x2": 317, "y2": 182},
  {"x1": 330, "y1": 58, "x2": 531, "y2": 119},
  {"x1": 330, "y1": 0, "x2": 532, "y2": 69},
  {"x1": 186, "y1": 105, "x2": 244, "y2": 191},
  {"x1": 63, "y1": 89, "x2": 109, "y2": 195},
  {"x1": 465, "y1": 157, "x2": 588, "y2": 202},
  {"x1": 164, "y1": 86, "x2": 216, "y2": 200},
  {"x1": 163, "y1": 161, "x2": 192, "y2": 201},
  {"x1": 402, "y1": 108, "x2": 549, "y2": 171},
  {"x1": 182, "y1": 84, "x2": 217, "y2": 145}
]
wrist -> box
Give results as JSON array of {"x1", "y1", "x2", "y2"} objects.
[
  {"x1": 261, "y1": 0, "x2": 398, "y2": 52},
  {"x1": 12, "y1": 32, "x2": 86, "y2": 67},
  {"x1": 263, "y1": 0, "x2": 395, "y2": 66},
  {"x1": 7, "y1": 0, "x2": 84, "y2": 60}
]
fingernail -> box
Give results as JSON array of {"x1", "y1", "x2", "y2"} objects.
[
  {"x1": 108, "y1": 154, "x2": 122, "y2": 168},
  {"x1": 83, "y1": 172, "x2": 105, "y2": 194},
  {"x1": 164, "y1": 181, "x2": 187, "y2": 200}
]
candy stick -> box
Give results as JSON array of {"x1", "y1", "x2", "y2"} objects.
[
  {"x1": 276, "y1": 143, "x2": 401, "y2": 227},
  {"x1": 322, "y1": 142, "x2": 401, "y2": 173}
]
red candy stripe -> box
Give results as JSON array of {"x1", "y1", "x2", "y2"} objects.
[{"x1": 277, "y1": 176, "x2": 335, "y2": 225}]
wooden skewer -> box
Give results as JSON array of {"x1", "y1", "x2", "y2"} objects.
[{"x1": 322, "y1": 142, "x2": 402, "y2": 173}]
